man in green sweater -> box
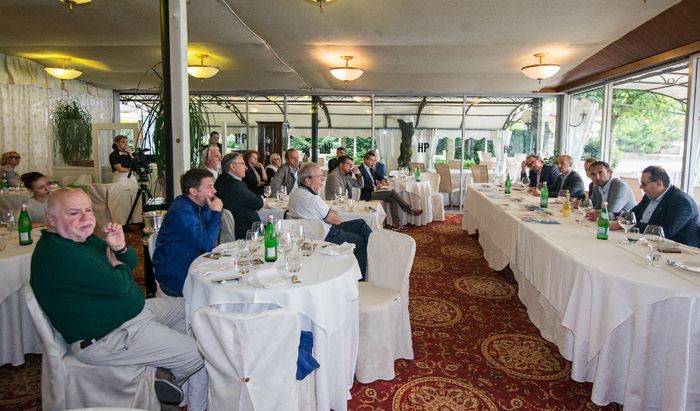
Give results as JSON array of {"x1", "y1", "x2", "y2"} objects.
[{"x1": 30, "y1": 189, "x2": 205, "y2": 409}]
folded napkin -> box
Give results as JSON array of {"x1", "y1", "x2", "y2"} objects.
[
  {"x1": 318, "y1": 242, "x2": 355, "y2": 256},
  {"x1": 192, "y1": 260, "x2": 231, "y2": 276},
  {"x1": 247, "y1": 266, "x2": 288, "y2": 288}
]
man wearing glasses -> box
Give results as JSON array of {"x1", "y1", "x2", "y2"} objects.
[
  {"x1": 288, "y1": 163, "x2": 371, "y2": 279},
  {"x1": 1, "y1": 151, "x2": 22, "y2": 187},
  {"x1": 215, "y1": 152, "x2": 264, "y2": 240},
  {"x1": 520, "y1": 154, "x2": 560, "y2": 196},
  {"x1": 325, "y1": 155, "x2": 364, "y2": 200},
  {"x1": 611, "y1": 165, "x2": 700, "y2": 247}
]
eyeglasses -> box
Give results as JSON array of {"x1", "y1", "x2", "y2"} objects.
[
  {"x1": 233, "y1": 161, "x2": 245, "y2": 166},
  {"x1": 640, "y1": 179, "x2": 656, "y2": 188},
  {"x1": 10, "y1": 156, "x2": 20, "y2": 160},
  {"x1": 310, "y1": 175, "x2": 325, "y2": 180}
]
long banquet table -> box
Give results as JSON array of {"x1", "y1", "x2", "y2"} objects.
[{"x1": 463, "y1": 183, "x2": 700, "y2": 410}]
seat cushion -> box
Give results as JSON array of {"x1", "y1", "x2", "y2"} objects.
[{"x1": 359, "y1": 282, "x2": 400, "y2": 312}]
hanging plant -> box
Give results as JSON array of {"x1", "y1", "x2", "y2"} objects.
[{"x1": 53, "y1": 99, "x2": 93, "y2": 166}]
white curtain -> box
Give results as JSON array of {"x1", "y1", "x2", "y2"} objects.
[
  {"x1": 567, "y1": 99, "x2": 599, "y2": 173},
  {"x1": 0, "y1": 53, "x2": 113, "y2": 177}
]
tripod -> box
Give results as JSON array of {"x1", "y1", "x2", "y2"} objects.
[{"x1": 124, "y1": 170, "x2": 152, "y2": 229}]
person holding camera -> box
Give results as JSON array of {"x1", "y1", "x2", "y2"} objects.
[
  {"x1": 109, "y1": 135, "x2": 135, "y2": 183},
  {"x1": 108, "y1": 135, "x2": 140, "y2": 225}
]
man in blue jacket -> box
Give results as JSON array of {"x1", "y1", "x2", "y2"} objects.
[
  {"x1": 520, "y1": 154, "x2": 560, "y2": 195},
  {"x1": 153, "y1": 169, "x2": 223, "y2": 296},
  {"x1": 612, "y1": 165, "x2": 700, "y2": 247}
]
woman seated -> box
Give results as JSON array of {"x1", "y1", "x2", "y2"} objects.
[
  {"x1": 242, "y1": 150, "x2": 268, "y2": 196},
  {"x1": 1, "y1": 151, "x2": 22, "y2": 187},
  {"x1": 20, "y1": 172, "x2": 51, "y2": 223},
  {"x1": 266, "y1": 152, "x2": 282, "y2": 181}
]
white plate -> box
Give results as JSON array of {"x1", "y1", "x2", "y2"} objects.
[{"x1": 674, "y1": 261, "x2": 700, "y2": 273}]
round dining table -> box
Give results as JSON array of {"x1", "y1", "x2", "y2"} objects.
[
  {"x1": 386, "y1": 177, "x2": 433, "y2": 225},
  {"x1": 183, "y1": 243, "x2": 361, "y2": 411}
]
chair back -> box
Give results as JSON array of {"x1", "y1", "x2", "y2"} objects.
[
  {"x1": 447, "y1": 160, "x2": 461, "y2": 169},
  {"x1": 409, "y1": 162, "x2": 426, "y2": 172},
  {"x1": 220, "y1": 209, "x2": 237, "y2": 243},
  {"x1": 435, "y1": 165, "x2": 453, "y2": 193},
  {"x1": 191, "y1": 306, "x2": 301, "y2": 411},
  {"x1": 620, "y1": 177, "x2": 643, "y2": 203},
  {"x1": 367, "y1": 229, "x2": 416, "y2": 297},
  {"x1": 471, "y1": 164, "x2": 489, "y2": 183},
  {"x1": 279, "y1": 218, "x2": 326, "y2": 241},
  {"x1": 24, "y1": 285, "x2": 70, "y2": 411},
  {"x1": 425, "y1": 171, "x2": 440, "y2": 194}
]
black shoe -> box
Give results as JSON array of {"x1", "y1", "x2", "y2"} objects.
[{"x1": 155, "y1": 368, "x2": 183, "y2": 405}]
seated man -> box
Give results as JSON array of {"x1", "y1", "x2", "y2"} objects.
[
  {"x1": 153, "y1": 169, "x2": 223, "y2": 297},
  {"x1": 612, "y1": 166, "x2": 700, "y2": 247},
  {"x1": 200, "y1": 146, "x2": 221, "y2": 180},
  {"x1": 583, "y1": 157, "x2": 597, "y2": 197},
  {"x1": 270, "y1": 148, "x2": 301, "y2": 195},
  {"x1": 553, "y1": 154, "x2": 585, "y2": 199},
  {"x1": 372, "y1": 150, "x2": 388, "y2": 181},
  {"x1": 325, "y1": 155, "x2": 364, "y2": 200},
  {"x1": 586, "y1": 160, "x2": 636, "y2": 221},
  {"x1": 30, "y1": 189, "x2": 204, "y2": 407},
  {"x1": 327, "y1": 146, "x2": 346, "y2": 174},
  {"x1": 215, "y1": 152, "x2": 264, "y2": 240},
  {"x1": 520, "y1": 154, "x2": 560, "y2": 195},
  {"x1": 359, "y1": 150, "x2": 422, "y2": 230},
  {"x1": 287, "y1": 163, "x2": 371, "y2": 279}
]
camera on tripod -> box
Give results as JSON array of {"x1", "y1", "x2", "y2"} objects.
[{"x1": 128, "y1": 148, "x2": 152, "y2": 184}]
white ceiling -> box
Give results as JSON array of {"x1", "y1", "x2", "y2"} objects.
[{"x1": 0, "y1": 0, "x2": 679, "y2": 94}]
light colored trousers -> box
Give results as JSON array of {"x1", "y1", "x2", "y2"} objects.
[{"x1": 371, "y1": 189, "x2": 412, "y2": 224}]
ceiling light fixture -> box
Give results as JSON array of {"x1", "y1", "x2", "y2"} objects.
[
  {"x1": 330, "y1": 56, "x2": 364, "y2": 82},
  {"x1": 44, "y1": 58, "x2": 83, "y2": 81},
  {"x1": 521, "y1": 53, "x2": 560, "y2": 83},
  {"x1": 187, "y1": 54, "x2": 219, "y2": 80},
  {"x1": 59, "y1": 0, "x2": 92, "y2": 10},
  {"x1": 305, "y1": 0, "x2": 337, "y2": 13}
]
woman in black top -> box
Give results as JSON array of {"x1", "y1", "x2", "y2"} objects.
[
  {"x1": 242, "y1": 150, "x2": 268, "y2": 196},
  {"x1": 109, "y1": 135, "x2": 134, "y2": 182},
  {"x1": 265, "y1": 152, "x2": 281, "y2": 181}
]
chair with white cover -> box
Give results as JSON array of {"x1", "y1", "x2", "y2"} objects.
[
  {"x1": 23, "y1": 286, "x2": 159, "y2": 411},
  {"x1": 356, "y1": 229, "x2": 416, "y2": 383},
  {"x1": 220, "y1": 209, "x2": 236, "y2": 243},
  {"x1": 424, "y1": 171, "x2": 445, "y2": 221},
  {"x1": 435, "y1": 164, "x2": 460, "y2": 206},
  {"x1": 191, "y1": 305, "x2": 315, "y2": 411},
  {"x1": 471, "y1": 164, "x2": 489, "y2": 183},
  {"x1": 279, "y1": 218, "x2": 326, "y2": 241}
]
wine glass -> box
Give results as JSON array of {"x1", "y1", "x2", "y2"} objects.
[
  {"x1": 235, "y1": 246, "x2": 253, "y2": 274},
  {"x1": 278, "y1": 231, "x2": 292, "y2": 255},
  {"x1": 3, "y1": 210, "x2": 16, "y2": 234},
  {"x1": 617, "y1": 211, "x2": 637, "y2": 244},
  {"x1": 291, "y1": 225, "x2": 305, "y2": 250},
  {"x1": 263, "y1": 185, "x2": 272, "y2": 199},
  {"x1": 558, "y1": 189, "x2": 569, "y2": 204},
  {"x1": 245, "y1": 230, "x2": 259, "y2": 257},
  {"x1": 643, "y1": 225, "x2": 665, "y2": 266},
  {"x1": 575, "y1": 207, "x2": 586, "y2": 224},
  {"x1": 285, "y1": 245, "x2": 303, "y2": 275},
  {"x1": 580, "y1": 198, "x2": 593, "y2": 216}
]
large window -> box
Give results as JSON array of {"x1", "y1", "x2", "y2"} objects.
[{"x1": 567, "y1": 88, "x2": 604, "y2": 186}]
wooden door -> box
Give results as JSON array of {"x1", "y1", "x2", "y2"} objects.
[{"x1": 257, "y1": 121, "x2": 283, "y2": 164}]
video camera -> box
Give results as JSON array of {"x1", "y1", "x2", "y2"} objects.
[{"x1": 129, "y1": 148, "x2": 152, "y2": 184}]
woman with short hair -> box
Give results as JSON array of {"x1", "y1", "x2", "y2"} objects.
[
  {"x1": 1, "y1": 151, "x2": 22, "y2": 187},
  {"x1": 242, "y1": 150, "x2": 268, "y2": 196},
  {"x1": 266, "y1": 152, "x2": 282, "y2": 181}
]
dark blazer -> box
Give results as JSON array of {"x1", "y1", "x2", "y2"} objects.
[
  {"x1": 215, "y1": 172, "x2": 264, "y2": 240},
  {"x1": 553, "y1": 170, "x2": 585, "y2": 199},
  {"x1": 521, "y1": 164, "x2": 560, "y2": 193},
  {"x1": 265, "y1": 165, "x2": 277, "y2": 182},
  {"x1": 373, "y1": 162, "x2": 387, "y2": 181},
  {"x1": 631, "y1": 185, "x2": 700, "y2": 247},
  {"x1": 243, "y1": 165, "x2": 265, "y2": 196},
  {"x1": 358, "y1": 164, "x2": 377, "y2": 201},
  {"x1": 327, "y1": 157, "x2": 339, "y2": 174}
]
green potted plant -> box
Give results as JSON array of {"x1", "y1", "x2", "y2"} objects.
[{"x1": 53, "y1": 99, "x2": 93, "y2": 167}]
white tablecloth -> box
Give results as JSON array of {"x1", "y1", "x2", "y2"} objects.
[
  {"x1": 184, "y1": 248, "x2": 361, "y2": 411},
  {"x1": 463, "y1": 184, "x2": 700, "y2": 409},
  {"x1": 0, "y1": 229, "x2": 41, "y2": 365},
  {"x1": 259, "y1": 199, "x2": 387, "y2": 231},
  {"x1": 387, "y1": 179, "x2": 433, "y2": 226}
]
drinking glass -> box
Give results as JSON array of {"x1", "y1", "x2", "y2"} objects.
[
  {"x1": 235, "y1": 246, "x2": 253, "y2": 274},
  {"x1": 558, "y1": 189, "x2": 569, "y2": 203},
  {"x1": 643, "y1": 225, "x2": 665, "y2": 266},
  {"x1": 626, "y1": 227, "x2": 641, "y2": 244},
  {"x1": 245, "y1": 230, "x2": 259, "y2": 257},
  {"x1": 345, "y1": 198, "x2": 355, "y2": 212},
  {"x1": 263, "y1": 185, "x2": 272, "y2": 199},
  {"x1": 3, "y1": 211, "x2": 16, "y2": 234},
  {"x1": 617, "y1": 211, "x2": 637, "y2": 244},
  {"x1": 645, "y1": 243, "x2": 662, "y2": 267},
  {"x1": 278, "y1": 231, "x2": 292, "y2": 255},
  {"x1": 291, "y1": 225, "x2": 305, "y2": 249},
  {"x1": 575, "y1": 207, "x2": 586, "y2": 224},
  {"x1": 536, "y1": 182, "x2": 545, "y2": 192},
  {"x1": 285, "y1": 245, "x2": 303, "y2": 275},
  {"x1": 580, "y1": 198, "x2": 593, "y2": 215}
]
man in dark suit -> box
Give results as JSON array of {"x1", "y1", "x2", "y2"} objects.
[
  {"x1": 327, "y1": 147, "x2": 345, "y2": 174},
  {"x1": 583, "y1": 157, "x2": 597, "y2": 197},
  {"x1": 553, "y1": 154, "x2": 585, "y2": 199},
  {"x1": 612, "y1": 166, "x2": 700, "y2": 247},
  {"x1": 215, "y1": 152, "x2": 263, "y2": 240},
  {"x1": 520, "y1": 154, "x2": 560, "y2": 196},
  {"x1": 372, "y1": 150, "x2": 388, "y2": 181}
]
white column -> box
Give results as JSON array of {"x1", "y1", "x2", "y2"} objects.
[{"x1": 169, "y1": 0, "x2": 190, "y2": 196}]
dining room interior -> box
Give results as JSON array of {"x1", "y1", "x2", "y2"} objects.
[{"x1": 2, "y1": 0, "x2": 700, "y2": 410}]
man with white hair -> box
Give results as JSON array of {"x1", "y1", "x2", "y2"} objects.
[
  {"x1": 30, "y1": 189, "x2": 205, "y2": 409},
  {"x1": 200, "y1": 146, "x2": 222, "y2": 179}
]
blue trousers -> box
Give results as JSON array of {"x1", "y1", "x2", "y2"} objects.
[{"x1": 325, "y1": 219, "x2": 371, "y2": 280}]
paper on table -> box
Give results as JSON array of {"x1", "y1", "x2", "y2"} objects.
[
  {"x1": 318, "y1": 242, "x2": 355, "y2": 256},
  {"x1": 247, "y1": 266, "x2": 288, "y2": 288}
]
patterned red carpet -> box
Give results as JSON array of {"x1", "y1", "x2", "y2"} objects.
[{"x1": 0, "y1": 215, "x2": 620, "y2": 410}]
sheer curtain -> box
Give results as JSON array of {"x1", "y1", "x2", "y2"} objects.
[{"x1": 0, "y1": 53, "x2": 113, "y2": 177}]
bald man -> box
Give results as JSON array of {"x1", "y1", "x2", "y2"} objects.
[{"x1": 30, "y1": 189, "x2": 205, "y2": 408}]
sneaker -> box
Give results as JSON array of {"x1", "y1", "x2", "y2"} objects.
[{"x1": 155, "y1": 368, "x2": 184, "y2": 405}]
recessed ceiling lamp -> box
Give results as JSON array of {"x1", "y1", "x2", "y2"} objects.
[
  {"x1": 330, "y1": 56, "x2": 364, "y2": 82},
  {"x1": 44, "y1": 58, "x2": 83, "y2": 80},
  {"x1": 187, "y1": 54, "x2": 219, "y2": 80},
  {"x1": 353, "y1": 96, "x2": 371, "y2": 103},
  {"x1": 521, "y1": 53, "x2": 560, "y2": 83},
  {"x1": 305, "y1": 0, "x2": 337, "y2": 13},
  {"x1": 59, "y1": 0, "x2": 92, "y2": 10}
]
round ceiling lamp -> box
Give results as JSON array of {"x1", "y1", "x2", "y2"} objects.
[
  {"x1": 521, "y1": 53, "x2": 560, "y2": 83},
  {"x1": 44, "y1": 58, "x2": 83, "y2": 81},
  {"x1": 330, "y1": 56, "x2": 364, "y2": 82},
  {"x1": 305, "y1": 0, "x2": 337, "y2": 13},
  {"x1": 187, "y1": 54, "x2": 219, "y2": 80},
  {"x1": 59, "y1": 0, "x2": 92, "y2": 10}
]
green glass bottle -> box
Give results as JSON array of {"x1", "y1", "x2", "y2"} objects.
[
  {"x1": 504, "y1": 173, "x2": 511, "y2": 195},
  {"x1": 539, "y1": 183, "x2": 549, "y2": 208},
  {"x1": 264, "y1": 214, "x2": 278, "y2": 262},
  {"x1": 597, "y1": 201, "x2": 609, "y2": 240},
  {"x1": 414, "y1": 167, "x2": 421, "y2": 182},
  {"x1": 18, "y1": 204, "x2": 33, "y2": 246}
]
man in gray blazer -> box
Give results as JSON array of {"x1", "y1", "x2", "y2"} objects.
[
  {"x1": 325, "y1": 155, "x2": 364, "y2": 200},
  {"x1": 270, "y1": 148, "x2": 301, "y2": 195},
  {"x1": 586, "y1": 160, "x2": 636, "y2": 220}
]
